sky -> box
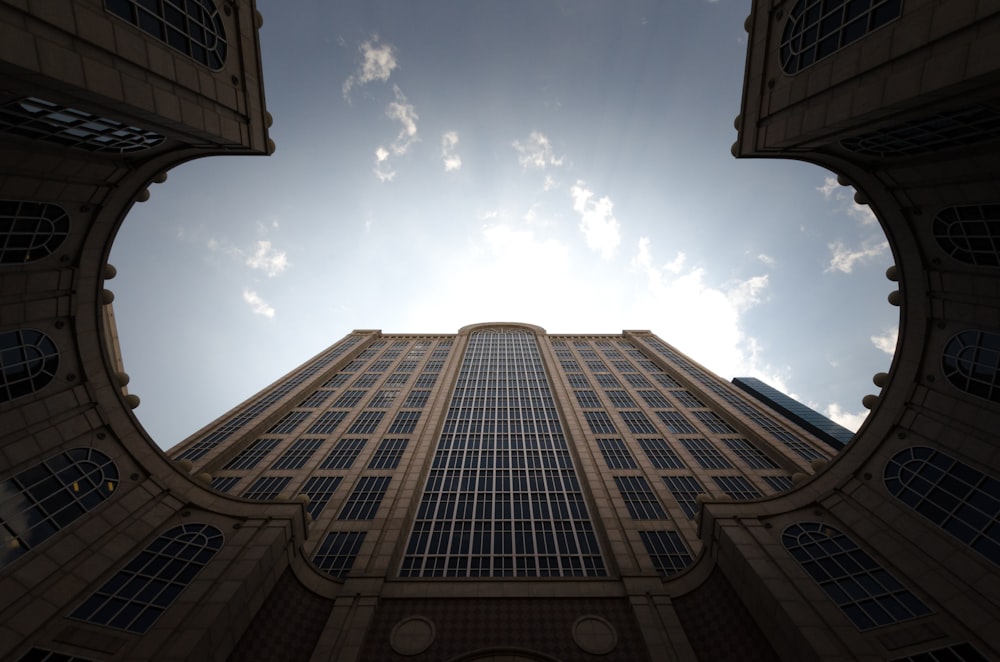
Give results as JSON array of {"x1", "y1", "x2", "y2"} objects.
[{"x1": 108, "y1": 0, "x2": 899, "y2": 450}]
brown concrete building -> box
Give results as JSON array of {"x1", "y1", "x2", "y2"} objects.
[{"x1": 1, "y1": 0, "x2": 999, "y2": 661}]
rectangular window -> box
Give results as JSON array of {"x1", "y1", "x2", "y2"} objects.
[
  {"x1": 313, "y1": 531, "x2": 365, "y2": 579},
  {"x1": 268, "y1": 411, "x2": 308, "y2": 434},
  {"x1": 694, "y1": 410, "x2": 737, "y2": 434},
  {"x1": 574, "y1": 340, "x2": 590, "y2": 348},
  {"x1": 299, "y1": 476, "x2": 343, "y2": 518},
  {"x1": 561, "y1": 361, "x2": 582, "y2": 372},
  {"x1": 270, "y1": 438, "x2": 324, "y2": 470},
  {"x1": 781, "y1": 436, "x2": 827, "y2": 462},
  {"x1": 724, "y1": 438, "x2": 779, "y2": 469},
  {"x1": 342, "y1": 359, "x2": 366, "y2": 372},
  {"x1": 639, "y1": 530, "x2": 693, "y2": 577},
  {"x1": 671, "y1": 390, "x2": 705, "y2": 408},
  {"x1": 353, "y1": 373, "x2": 378, "y2": 388},
  {"x1": 712, "y1": 475, "x2": 762, "y2": 500},
  {"x1": 392, "y1": 339, "x2": 409, "y2": 347},
  {"x1": 638, "y1": 438, "x2": 686, "y2": 469},
  {"x1": 358, "y1": 349, "x2": 379, "y2": 359},
  {"x1": 331, "y1": 390, "x2": 367, "y2": 408},
  {"x1": 338, "y1": 476, "x2": 391, "y2": 519},
  {"x1": 614, "y1": 476, "x2": 667, "y2": 519},
  {"x1": 387, "y1": 373, "x2": 411, "y2": 386},
  {"x1": 567, "y1": 374, "x2": 591, "y2": 388},
  {"x1": 762, "y1": 475, "x2": 794, "y2": 492},
  {"x1": 656, "y1": 411, "x2": 698, "y2": 434},
  {"x1": 299, "y1": 390, "x2": 332, "y2": 408},
  {"x1": 595, "y1": 374, "x2": 621, "y2": 389},
  {"x1": 424, "y1": 361, "x2": 444, "y2": 372},
  {"x1": 368, "y1": 438, "x2": 409, "y2": 469},
  {"x1": 387, "y1": 411, "x2": 421, "y2": 434},
  {"x1": 323, "y1": 373, "x2": 350, "y2": 388},
  {"x1": 555, "y1": 349, "x2": 573, "y2": 359},
  {"x1": 662, "y1": 475, "x2": 706, "y2": 519},
  {"x1": 680, "y1": 438, "x2": 733, "y2": 469},
  {"x1": 620, "y1": 410, "x2": 657, "y2": 434},
  {"x1": 210, "y1": 476, "x2": 240, "y2": 493},
  {"x1": 368, "y1": 360, "x2": 391, "y2": 373},
  {"x1": 403, "y1": 390, "x2": 430, "y2": 408},
  {"x1": 611, "y1": 360, "x2": 637, "y2": 373},
  {"x1": 319, "y1": 438, "x2": 366, "y2": 469},
  {"x1": 596, "y1": 439, "x2": 637, "y2": 469},
  {"x1": 601, "y1": 348, "x2": 623, "y2": 358},
  {"x1": 306, "y1": 411, "x2": 348, "y2": 435},
  {"x1": 574, "y1": 390, "x2": 602, "y2": 408},
  {"x1": 625, "y1": 373, "x2": 651, "y2": 388},
  {"x1": 605, "y1": 390, "x2": 637, "y2": 408},
  {"x1": 381, "y1": 349, "x2": 402, "y2": 359},
  {"x1": 415, "y1": 374, "x2": 437, "y2": 388},
  {"x1": 397, "y1": 361, "x2": 418, "y2": 372},
  {"x1": 348, "y1": 411, "x2": 385, "y2": 434},
  {"x1": 368, "y1": 389, "x2": 399, "y2": 408},
  {"x1": 242, "y1": 476, "x2": 292, "y2": 500},
  {"x1": 653, "y1": 374, "x2": 680, "y2": 388},
  {"x1": 578, "y1": 349, "x2": 598, "y2": 359},
  {"x1": 223, "y1": 438, "x2": 280, "y2": 470},
  {"x1": 586, "y1": 360, "x2": 609, "y2": 373},
  {"x1": 638, "y1": 360, "x2": 662, "y2": 373},
  {"x1": 431, "y1": 349, "x2": 450, "y2": 359},
  {"x1": 585, "y1": 411, "x2": 617, "y2": 434},
  {"x1": 637, "y1": 390, "x2": 671, "y2": 408}
]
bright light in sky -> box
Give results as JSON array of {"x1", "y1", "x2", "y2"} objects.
[{"x1": 109, "y1": 1, "x2": 898, "y2": 449}]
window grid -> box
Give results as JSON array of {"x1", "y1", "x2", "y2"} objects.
[
  {"x1": 763, "y1": 475, "x2": 795, "y2": 492},
  {"x1": 70, "y1": 523, "x2": 223, "y2": 633},
  {"x1": 681, "y1": 438, "x2": 733, "y2": 470},
  {"x1": 567, "y1": 374, "x2": 591, "y2": 388},
  {"x1": 368, "y1": 389, "x2": 399, "y2": 408},
  {"x1": 694, "y1": 410, "x2": 738, "y2": 434},
  {"x1": 347, "y1": 411, "x2": 385, "y2": 434},
  {"x1": 298, "y1": 390, "x2": 332, "y2": 408},
  {"x1": 298, "y1": 476, "x2": 343, "y2": 519},
  {"x1": 779, "y1": 0, "x2": 902, "y2": 75},
  {"x1": 386, "y1": 373, "x2": 411, "y2": 386},
  {"x1": 639, "y1": 530, "x2": 693, "y2": 577},
  {"x1": 656, "y1": 411, "x2": 698, "y2": 434},
  {"x1": 663, "y1": 475, "x2": 706, "y2": 520},
  {"x1": 782, "y1": 522, "x2": 930, "y2": 630},
  {"x1": 319, "y1": 438, "x2": 367, "y2": 470},
  {"x1": 209, "y1": 476, "x2": 240, "y2": 493},
  {"x1": 222, "y1": 438, "x2": 280, "y2": 470},
  {"x1": 397, "y1": 361, "x2": 418, "y2": 372},
  {"x1": 0, "y1": 201, "x2": 69, "y2": 264},
  {"x1": 0, "y1": 448, "x2": 118, "y2": 569},
  {"x1": 723, "y1": 438, "x2": 780, "y2": 469},
  {"x1": 842, "y1": 106, "x2": 1000, "y2": 158},
  {"x1": 605, "y1": 390, "x2": 637, "y2": 408},
  {"x1": 614, "y1": 476, "x2": 667, "y2": 519},
  {"x1": 268, "y1": 411, "x2": 308, "y2": 434},
  {"x1": 414, "y1": 374, "x2": 436, "y2": 387},
  {"x1": 585, "y1": 360, "x2": 609, "y2": 373},
  {"x1": 653, "y1": 374, "x2": 681, "y2": 388},
  {"x1": 367, "y1": 360, "x2": 390, "y2": 373},
  {"x1": 306, "y1": 411, "x2": 348, "y2": 435},
  {"x1": 403, "y1": 390, "x2": 431, "y2": 408},
  {"x1": 401, "y1": 329, "x2": 606, "y2": 578},
  {"x1": 596, "y1": 439, "x2": 638, "y2": 469},
  {"x1": 637, "y1": 390, "x2": 671, "y2": 408},
  {"x1": 884, "y1": 446, "x2": 1000, "y2": 565},
  {"x1": 242, "y1": 476, "x2": 292, "y2": 501},
  {"x1": 368, "y1": 438, "x2": 410, "y2": 469},
  {"x1": 331, "y1": 390, "x2": 367, "y2": 408},
  {"x1": 270, "y1": 438, "x2": 324, "y2": 470},
  {"x1": 712, "y1": 475, "x2": 762, "y2": 500},
  {"x1": 620, "y1": 410, "x2": 657, "y2": 434},
  {"x1": 611, "y1": 360, "x2": 637, "y2": 373},
  {"x1": 312, "y1": 531, "x2": 366, "y2": 579},
  {"x1": 338, "y1": 476, "x2": 391, "y2": 520},
  {"x1": 671, "y1": 390, "x2": 705, "y2": 408},
  {"x1": 353, "y1": 373, "x2": 378, "y2": 387},
  {"x1": 387, "y1": 411, "x2": 421, "y2": 434},
  {"x1": 104, "y1": 0, "x2": 228, "y2": 69},
  {"x1": 638, "y1": 438, "x2": 686, "y2": 469},
  {"x1": 595, "y1": 374, "x2": 621, "y2": 388},
  {"x1": 942, "y1": 330, "x2": 1000, "y2": 403},
  {"x1": 585, "y1": 411, "x2": 617, "y2": 434},
  {"x1": 574, "y1": 390, "x2": 602, "y2": 408},
  {"x1": 933, "y1": 204, "x2": 1000, "y2": 267},
  {"x1": 624, "y1": 374, "x2": 651, "y2": 388},
  {"x1": 0, "y1": 328, "x2": 59, "y2": 403},
  {"x1": 324, "y1": 374, "x2": 350, "y2": 388},
  {"x1": 889, "y1": 643, "x2": 989, "y2": 662}
]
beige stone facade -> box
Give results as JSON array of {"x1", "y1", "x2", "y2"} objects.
[{"x1": 1, "y1": 1, "x2": 999, "y2": 661}]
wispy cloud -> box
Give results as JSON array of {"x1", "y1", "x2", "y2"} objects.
[
  {"x1": 242, "y1": 289, "x2": 275, "y2": 318},
  {"x1": 826, "y1": 237, "x2": 890, "y2": 273},
  {"x1": 871, "y1": 327, "x2": 898, "y2": 355},
  {"x1": 570, "y1": 181, "x2": 621, "y2": 259},
  {"x1": 374, "y1": 145, "x2": 395, "y2": 182},
  {"x1": 441, "y1": 131, "x2": 462, "y2": 171},
  {"x1": 513, "y1": 131, "x2": 564, "y2": 169},
  {"x1": 817, "y1": 176, "x2": 877, "y2": 225},
  {"x1": 342, "y1": 36, "x2": 397, "y2": 100},
  {"x1": 824, "y1": 402, "x2": 867, "y2": 431},
  {"x1": 757, "y1": 253, "x2": 776, "y2": 266},
  {"x1": 373, "y1": 85, "x2": 419, "y2": 182},
  {"x1": 245, "y1": 240, "x2": 288, "y2": 277}
]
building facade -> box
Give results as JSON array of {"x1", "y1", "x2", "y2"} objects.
[
  {"x1": 732, "y1": 377, "x2": 853, "y2": 450},
  {"x1": 1, "y1": 0, "x2": 999, "y2": 661}
]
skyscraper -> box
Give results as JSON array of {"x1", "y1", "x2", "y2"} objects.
[{"x1": 732, "y1": 376, "x2": 854, "y2": 450}]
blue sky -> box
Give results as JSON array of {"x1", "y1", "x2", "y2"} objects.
[{"x1": 109, "y1": 0, "x2": 898, "y2": 449}]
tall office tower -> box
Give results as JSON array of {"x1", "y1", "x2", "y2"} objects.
[
  {"x1": 732, "y1": 377, "x2": 854, "y2": 450},
  {"x1": 171, "y1": 323, "x2": 831, "y2": 586}
]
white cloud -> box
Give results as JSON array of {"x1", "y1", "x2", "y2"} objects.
[
  {"x1": 826, "y1": 238, "x2": 890, "y2": 273},
  {"x1": 871, "y1": 327, "x2": 898, "y2": 355},
  {"x1": 374, "y1": 145, "x2": 395, "y2": 182},
  {"x1": 513, "y1": 131, "x2": 564, "y2": 169},
  {"x1": 441, "y1": 131, "x2": 462, "y2": 171},
  {"x1": 242, "y1": 289, "x2": 275, "y2": 318},
  {"x1": 570, "y1": 181, "x2": 621, "y2": 259},
  {"x1": 386, "y1": 85, "x2": 418, "y2": 154},
  {"x1": 543, "y1": 174, "x2": 557, "y2": 191},
  {"x1": 342, "y1": 36, "x2": 397, "y2": 100},
  {"x1": 245, "y1": 240, "x2": 288, "y2": 277},
  {"x1": 757, "y1": 253, "x2": 776, "y2": 266},
  {"x1": 824, "y1": 403, "x2": 868, "y2": 432}
]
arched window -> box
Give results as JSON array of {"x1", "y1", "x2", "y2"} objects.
[
  {"x1": 0, "y1": 448, "x2": 118, "y2": 569},
  {"x1": 105, "y1": 0, "x2": 228, "y2": 70},
  {"x1": 71, "y1": 523, "x2": 224, "y2": 633},
  {"x1": 0, "y1": 201, "x2": 69, "y2": 264},
  {"x1": 885, "y1": 447, "x2": 999, "y2": 565},
  {"x1": 781, "y1": 522, "x2": 929, "y2": 630},
  {"x1": 942, "y1": 330, "x2": 1000, "y2": 403},
  {"x1": 779, "y1": 0, "x2": 902, "y2": 75},
  {"x1": 0, "y1": 97, "x2": 165, "y2": 153},
  {"x1": 0, "y1": 329, "x2": 59, "y2": 402},
  {"x1": 932, "y1": 204, "x2": 1000, "y2": 267}
]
